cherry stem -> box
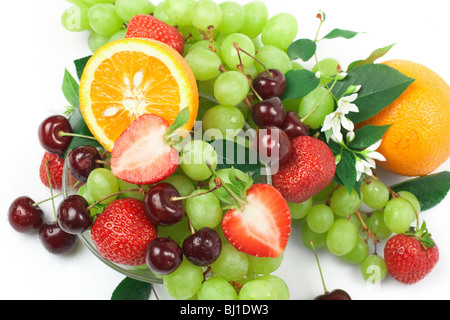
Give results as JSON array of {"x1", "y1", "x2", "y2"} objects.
[
  {"x1": 309, "y1": 240, "x2": 328, "y2": 294},
  {"x1": 232, "y1": 42, "x2": 271, "y2": 77},
  {"x1": 45, "y1": 160, "x2": 57, "y2": 221},
  {"x1": 205, "y1": 160, "x2": 246, "y2": 210},
  {"x1": 170, "y1": 179, "x2": 222, "y2": 202},
  {"x1": 33, "y1": 193, "x2": 63, "y2": 207},
  {"x1": 59, "y1": 131, "x2": 98, "y2": 141},
  {"x1": 86, "y1": 188, "x2": 145, "y2": 211},
  {"x1": 232, "y1": 42, "x2": 263, "y2": 102}
]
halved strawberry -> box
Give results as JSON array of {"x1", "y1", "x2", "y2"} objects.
[
  {"x1": 110, "y1": 114, "x2": 179, "y2": 185},
  {"x1": 222, "y1": 184, "x2": 291, "y2": 258}
]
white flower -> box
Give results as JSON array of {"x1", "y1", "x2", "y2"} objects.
[
  {"x1": 321, "y1": 93, "x2": 359, "y2": 143},
  {"x1": 362, "y1": 140, "x2": 387, "y2": 162},
  {"x1": 355, "y1": 139, "x2": 387, "y2": 181}
]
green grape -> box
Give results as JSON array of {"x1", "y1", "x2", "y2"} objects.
[
  {"x1": 288, "y1": 198, "x2": 313, "y2": 220},
  {"x1": 85, "y1": 0, "x2": 115, "y2": 5},
  {"x1": 88, "y1": 3, "x2": 124, "y2": 36},
  {"x1": 198, "y1": 78, "x2": 217, "y2": 97},
  {"x1": 88, "y1": 31, "x2": 110, "y2": 53},
  {"x1": 313, "y1": 181, "x2": 337, "y2": 202},
  {"x1": 221, "y1": 33, "x2": 255, "y2": 71},
  {"x1": 191, "y1": 0, "x2": 222, "y2": 31},
  {"x1": 62, "y1": 4, "x2": 91, "y2": 32},
  {"x1": 326, "y1": 219, "x2": 357, "y2": 256},
  {"x1": 211, "y1": 243, "x2": 249, "y2": 281},
  {"x1": 236, "y1": 101, "x2": 250, "y2": 120},
  {"x1": 163, "y1": 258, "x2": 204, "y2": 300},
  {"x1": 301, "y1": 222, "x2": 327, "y2": 250},
  {"x1": 383, "y1": 198, "x2": 415, "y2": 234},
  {"x1": 255, "y1": 45, "x2": 292, "y2": 75},
  {"x1": 214, "y1": 71, "x2": 250, "y2": 106},
  {"x1": 197, "y1": 97, "x2": 217, "y2": 121},
  {"x1": 115, "y1": 0, "x2": 155, "y2": 22},
  {"x1": 298, "y1": 86, "x2": 335, "y2": 130},
  {"x1": 257, "y1": 275, "x2": 290, "y2": 300},
  {"x1": 306, "y1": 204, "x2": 334, "y2": 234},
  {"x1": 239, "y1": 1, "x2": 268, "y2": 39},
  {"x1": 165, "y1": 0, "x2": 196, "y2": 27},
  {"x1": 239, "y1": 279, "x2": 278, "y2": 300},
  {"x1": 187, "y1": 40, "x2": 221, "y2": 56},
  {"x1": 261, "y1": 13, "x2": 298, "y2": 51},
  {"x1": 329, "y1": 187, "x2": 362, "y2": 218},
  {"x1": 197, "y1": 276, "x2": 239, "y2": 300},
  {"x1": 153, "y1": 1, "x2": 176, "y2": 26},
  {"x1": 186, "y1": 189, "x2": 222, "y2": 230},
  {"x1": 365, "y1": 210, "x2": 392, "y2": 240},
  {"x1": 67, "y1": 0, "x2": 87, "y2": 4},
  {"x1": 185, "y1": 49, "x2": 221, "y2": 81},
  {"x1": 247, "y1": 254, "x2": 283, "y2": 275},
  {"x1": 108, "y1": 28, "x2": 127, "y2": 42},
  {"x1": 340, "y1": 237, "x2": 369, "y2": 264},
  {"x1": 209, "y1": 168, "x2": 251, "y2": 204},
  {"x1": 244, "y1": 63, "x2": 258, "y2": 79},
  {"x1": 86, "y1": 168, "x2": 119, "y2": 205},
  {"x1": 398, "y1": 191, "x2": 421, "y2": 218},
  {"x1": 77, "y1": 184, "x2": 104, "y2": 216},
  {"x1": 158, "y1": 216, "x2": 191, "y2": 243},
  {"x1": 360, "y1": 255, "x2": 387, "y2": 283},
  {"x1": 292, "y1": 61, "x2": 305, "y2": 70},
  {"x1": 180, "y1": 140, "x2": 218, "y2": 181},
  {"x1": 118, "y1": 179, "x2": 146, "y2": 201},
  {"x1": 217, "y1": 1, "x2": 245, "y2": 34},
  {"x1": 361, "y1": 178, "x2": 390, "y2": 210},
  {"x1": 312, "y1": 58, "x2": 341, "y2": 85},
  {"x1": 202, "y1": 104, "x2": 246, "y2": 139}
]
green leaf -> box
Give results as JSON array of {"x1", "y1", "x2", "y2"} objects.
[
  {"x1": 335, "y1": 149, "x2": 357, "y2": 193},
  {"x1": 390, "y1": 171, "x2": 450, "y2": 211},
  {"x1": 209, "y1": 139, "x2": 261, "y2": 179},
  {"x1": 64, "y1": 105, "x2": 102, "y2": 158},
  {"x1": 332, "y1": 63, "x2": 415, "y2": 123},
  {"x1": 74, "y1": 55, "x2": 92, "y2": 80},
  {"x1": 62, "y1": 69, "x2": 79, "y2": 107},
  {"x1": 281, "y1": 69, "x2": 320, "y2": 100},
  {"x1": 348, "y1": 124, "x2": 391, "y2": 149},
  {"x1": 347, "y1": 44, "x2": 396, "y2": 71},
  {"x1": 322, "y1": 28, "x2": 361, "y2": 40},
  {"x1": 111, "y1": 277, "x2": 152, "y2": 300},
  {"x1": 287, "y1": 39, "x2": 317, "y2": 62},
  {"x1": 167, "y1": 107, "x2": 190, "y2": 135}
]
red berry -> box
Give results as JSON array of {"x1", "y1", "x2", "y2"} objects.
[
  {"x1": 126, "y1": 15, "x2": 185, "y2": 55},
  {"x1": 91, "y1": 198, "x2": 157, "y2": 266},
  {"x1": 8, "y1": 196, "x2": 44, "y2": 233},
  {"x1": 272, "y1": 136, "x2": 336, "y2": 203},
  {"x1": 384, "y1": 229, "x2": 439, "y2": 285},
  {"x1": 38, "y1": 115, "x2": 73, "y2": 155},
  {"x1": 39, "y1": 152, "x2": 65, "y2": 189}
]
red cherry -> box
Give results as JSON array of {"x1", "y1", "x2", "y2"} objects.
[
  {"x1": 8, "y1": 196, "x2": 44, "y2": 233},
  {"x1": 38, "y1": 115, "x2": 73, "y2": 155}
]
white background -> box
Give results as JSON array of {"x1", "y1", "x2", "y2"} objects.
[{"x1": 0, "y1": 0, "x2": 449, "y2": 300}]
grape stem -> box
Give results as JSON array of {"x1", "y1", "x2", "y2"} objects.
[
  {"x1": 354, "y1": 210, "x2": 380, "y2": 252},
  {"x1": 207, "y1": 26, "x2": 217, "y2": 53}
]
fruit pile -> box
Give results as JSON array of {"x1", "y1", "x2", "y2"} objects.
[{"x1": 8, "y1": 0, "x2": 450, "y2": 300}]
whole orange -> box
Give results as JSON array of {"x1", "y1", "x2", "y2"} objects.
[{"x1": 358, "y1": 59, "x2": 450, "y2": 176}]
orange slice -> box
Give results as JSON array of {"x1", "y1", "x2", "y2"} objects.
[{"x1": 79, "y1": 38, "x2": 198, "y2": 151}]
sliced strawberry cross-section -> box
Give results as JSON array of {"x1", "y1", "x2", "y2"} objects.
[
  {"x1": 110, "y1": 114, "x2": 179, "y2": 185},
  {"x1": 222, "y1": 184, "x2": 291, "y2": 258}
]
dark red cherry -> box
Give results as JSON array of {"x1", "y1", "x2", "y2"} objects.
[
  {"x1": 182, "y1": 228, "x2": 222, "y2": 267},
  {"x1": 144, "y1": 183, "x2": 185, "y2": 227},
  {"x1": 38, "y1": 115, "x2": 73, "y2": 155},
  {"x1": 251, "y1": 97, "x2": 286, "y2": 128},
  {"x1": 39, "y1": 222, "x2": 78, "y2": 255},
  {"x1": 253, "y1": 69, "x2": 287, "y2": 99},
  {"x1": 145, "y1": 237, "x2": 183, "y2": 275},
  {"x1": 57, "y1": 195, "x2": 92, "y2": 234},
  {"x1": 253, "y1": 126, "x2": 292, "y2": 167},
  {"x1": 279, "y1": 111, "x2": 310, "y2": 140},
  {"x1": 67, "y1": 145, "x2": 104, "y2": 183},
  {"x1": 8, "y1": 196, "x2": 44, "y2": 233},
  {"x1": 314, "y1": 289, "x2": 352, "y2": 300}
]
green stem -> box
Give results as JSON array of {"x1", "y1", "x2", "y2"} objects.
[
  {"x1": 59, "y1": 132, "x2": 98, "y2": 141},
  {"x1": 309, "y1": 240, "x2": 328, "y2": 294},
  {"x1": 33, "y1": 193, "x2": 63, "y2": 207},
  {"x1": 171, "y1": 181, "x2": 222, "y2": 202},
  {"x1": 86, "y1": 188, "x2": 143, "y2": 211},
  {"x1": 301, "y1": 74, "x2": 339, "y2": 123},
  {"x1": 45, "y1": 160, "x2": 57, "y2": 221}
]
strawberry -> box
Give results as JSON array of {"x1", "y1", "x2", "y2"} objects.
[
  {"x1": 272, "y1": 136, "x2": 336, "y2": 203},
  {"x1": 110, "y1": 114, "x2": 180, "y2": 185},
  {"x1": 125, "y1": 15, "x2": 185, "y2": 55},
  {"x1": 91, "y1": 198, "x2": 157, "y2": 266},
  {"x1": 222, "y1": 184, "x2": 291, "y2": 258},
  {"x1": 384, "y1": 222, "x2": 439, "y2": 285},
  {"x1": 39, "y1": 152, "x2": 78, "y2": 189}
]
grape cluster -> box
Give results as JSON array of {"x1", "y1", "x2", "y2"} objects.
[{"x1": 295, "y1": 177, "x2": 421, "y2": 283}]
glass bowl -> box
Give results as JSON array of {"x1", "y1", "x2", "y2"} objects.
[{"x1": 61, "y1": 136, "x2": 272, "y2": 289}]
